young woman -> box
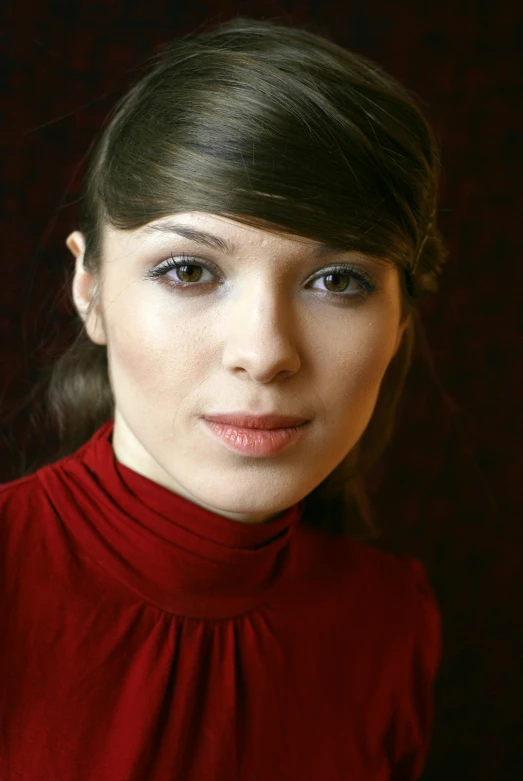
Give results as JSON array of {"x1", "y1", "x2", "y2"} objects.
[{"x1": 0, "y1": 17, "x2": 449, "y2": 780}]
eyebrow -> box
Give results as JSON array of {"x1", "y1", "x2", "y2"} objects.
[
  {"x1": 143, "y1": 221, "x2": 385, "y2": 262},
  {"x1": 144, "y1": 223, "x2": 234, "y2": 254}
]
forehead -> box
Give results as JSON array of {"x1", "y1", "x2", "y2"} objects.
[
  {"x1": 102, "y1": 211, "x2": 392, "y2": 269},
  {"x1": 104, "y1": 211, "x2": 319, "y2": 254}
]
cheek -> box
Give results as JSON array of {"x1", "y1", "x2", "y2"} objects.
[
  {"x1": 317, "y1": 320, "x2": 397, "y2": 413},
  {"x1": 104, "y1": 295, "x2": 215, "y2": 394}
]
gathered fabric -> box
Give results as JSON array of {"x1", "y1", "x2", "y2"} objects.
[{"x1": 0, "y1": 419, "x2": 441, "y2": 780}]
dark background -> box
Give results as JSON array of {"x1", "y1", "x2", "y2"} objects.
[{"x1": 1, "y1": 1, "x2": 521, "y2": 779}]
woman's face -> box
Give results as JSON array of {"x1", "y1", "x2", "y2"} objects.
[{"x1": 68, "y1": 211, "x2": 409, "y2": 524}]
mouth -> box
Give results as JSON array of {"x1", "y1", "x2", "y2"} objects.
[
  {"x1": 202, "y1": 418, "x2": 311, "y2": 458},
  {"x1": 202, "y1": 413, "x2": 310, "y2": 430}
]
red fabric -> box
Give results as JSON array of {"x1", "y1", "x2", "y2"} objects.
[{"x1": 0, "y1": 419, "x2": 441, "y2": 780}]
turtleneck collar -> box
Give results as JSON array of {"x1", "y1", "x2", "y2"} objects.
[{"x1": 36, "y1": 419, "x2": 305, "y2": 620}]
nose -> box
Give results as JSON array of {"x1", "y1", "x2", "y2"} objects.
[{"x1": 221, "y1": 284, "x2": 301, "y2": 383}]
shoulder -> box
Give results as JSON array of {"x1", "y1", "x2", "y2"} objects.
[
  {"x1": 297, "y1": 520, "x2": 430, "y2": 599},
  {"x1": 0, "y1": 470, "x2": 44, "y2": 516},
  {"x1": 296, "y1": 521, "x2": 441, "y2": 651},
  {"x1": 0, "y1": 448, "x2": 81, "y2": 522},
  {"x1": 0, "y1": 470, "x2": 52, "y2": 558}
]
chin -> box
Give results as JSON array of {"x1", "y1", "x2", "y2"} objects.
[{"x1": 193, "y1": 485, "x2": 298, "y2": 521}]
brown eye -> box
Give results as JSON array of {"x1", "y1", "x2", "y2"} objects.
[
  {"x1": 176, "y1": 264, "x2": 203, "y2": 283},
  {"x1": 308, "y1": 264, "x2": 378, "y2": 300},
  {"x1": 145, "y1": 254, "x2": 219, "y2": 288},
  {"x1": 146, "y1": 254, "x2": 380, "y2": 303},
  {"x1": 322, "y1": 272, "x2": 352, "y2": 293}
]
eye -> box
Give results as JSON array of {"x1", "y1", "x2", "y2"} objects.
[
  {"x1": 145, "y1": 253, "x2": 219, "y2": 288},
  {"x1": 308, "y1": 265, "x2": 378, "y2": 299},
  {"x1": 145, "y1": 254, "x2": 381, "y2": 302}
]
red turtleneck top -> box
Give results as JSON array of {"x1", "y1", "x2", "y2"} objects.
[{"x1": 0, "y1": 419, "x2": 441, "y2": 780}]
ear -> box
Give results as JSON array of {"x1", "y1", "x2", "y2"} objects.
[{"x1": 67, "y1": 231, "x2": 107, "y2": 346}]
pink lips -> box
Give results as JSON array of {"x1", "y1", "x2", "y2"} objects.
[
  {"x1": 203, "y1": 413, "x2": 309, "y2": 430},
  {"x1": 202, "y1": 415, "x2": 310, "y2": 458}
]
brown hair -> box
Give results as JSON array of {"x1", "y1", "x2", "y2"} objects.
[{"x1": 5, "y1": 17, "x2": 449, "y2": 540}]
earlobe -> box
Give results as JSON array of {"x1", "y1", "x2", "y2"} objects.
[
  {"x1": 68, "y1": 231, "x2": 107, "y2": 346},
  {"x1": 69, "y1": 231, "x2": 89, "y2": 321}
]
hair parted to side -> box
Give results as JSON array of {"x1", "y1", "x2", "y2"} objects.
[{"x1": 9, "y1": 16, "x2": 449, "y2": 540}]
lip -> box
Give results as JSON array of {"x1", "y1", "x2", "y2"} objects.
[
  {"x1": 202, "y1": 412, "x2": 310, "y2": 429},
  {"x1": 203, "y1": 419, "x2": 310, "y2": 458}
]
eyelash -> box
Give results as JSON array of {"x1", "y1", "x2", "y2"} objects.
[{"x1": 145, "y1": 252, "x2": 381, "y2": 302}]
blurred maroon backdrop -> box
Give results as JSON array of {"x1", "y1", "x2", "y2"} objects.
[{"x1": 1, "y1": 1, "x2": 521, "y2": 779}]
